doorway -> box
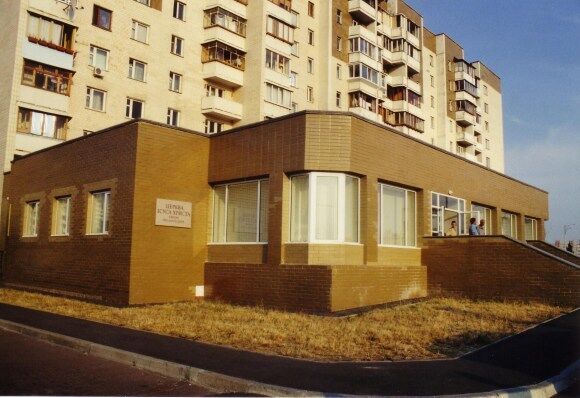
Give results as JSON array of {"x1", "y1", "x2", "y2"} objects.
[{"x1": 431, "y1": 192, "x2": 467, "y2": 236}]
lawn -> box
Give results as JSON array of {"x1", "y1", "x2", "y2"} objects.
[{"x1": 0, "y1": 288, "x2": 569, "y2": 361}]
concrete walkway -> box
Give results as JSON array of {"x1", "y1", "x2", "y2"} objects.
[{"x1": 0, "y1": 303, "x2": 577, "y2": 396}]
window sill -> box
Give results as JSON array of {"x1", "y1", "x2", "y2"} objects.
[
  {"x1": 285, "y1": 242, "x2": 363, "y2": 246},
  {"x1": 16, "y1": 132, "x2": 65, "y2": 141},
  {"x1": 85, "y1": 107, "x2": 106, "y2": 113},
  {"x1": 208, "y1": 242, "x2": 268, "y2": 245},
  {"x1": 264, "y1": 99, "x2": 292, "y2": 110},
  {"x1": 378, "y1": 244, "x2": 420, "y2": 249}
]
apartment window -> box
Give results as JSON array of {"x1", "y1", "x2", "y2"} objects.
[
  {"x1": 349, "y1": 37, "x2": 377, "y2": 60},
  {"x1": 203, "y1": 7, "x2": 247, "y2": 37},
  {"x1": 265, "y1": 49, "x2": 290, "y2": 75},
  {"x1": 429, "y1": 55, "x2": 434, "y2": 67},
  {"x1": 524, "y1": 217, "x2": 538, "y2": 240},
  {"x1": 17, "y1": 108, "x2": 68, "y2": 140},
  {"x1": 307, "y1": 86, "x2": 313, "y2": 102},
  {"x1": 128, "y1": 58, "x2": 147, "y2": 81},
  {"x1": 27, "y1": 13, "x2": 74, "y2": 51},
  {"x1": 290, "y1": 71, "x2": 297, "y2": 87},
  {"x1": 336, "y1": 64, "x2": 342, "y2": 79},
  {"x1": 430, "y1": 74, "x2": 434, "y2": 87},
  {"x1": 291, "y1": 10, "x2": 299, "y2": 26},
  {"x1": 485, "y1": 121, "x2": 489, "y2": 131},
  {"x1": 89, "y1": 45, "x2": 109, "y2": 70},
  {"x1": 308, "y1": 29, "x2": 314, "y2": 45},
  {"x1": 379, "y1": 184, "x2": 416, "y2": 247},
  {"x1": 92, "y1": 5, "x2": 112, "y2": 30},
  {"x1": 268, "y1": 0, "x2": 292, "y2": 11},
  {"x1": 486, "y1": 157, "x2": 491, "y2": 168},
  {"x1": 205, "y1": 119, "x2": 223, "y2": 134},
  {"x1": 167, "y1": 108, "x2": 180, "y2": 126},
  {"x1": 171, "y1": 35, "x2": 183, "y2": 56},
  {"x1": 430, "y1": 95, "x2": 434, "y2": 108},
  {"x1": 52, "y1": 196, "x2": 71, "y2": 236},
  {"x1": 430, "y1": 116, "x2": 434, "y2": 129},
  {"x1": 501, "y1": 211, "x2": 518, "y2": 239},
  {"x1": 202, "y1": 41, "x2": 246, "y2": 70},
  {"x1": 131, "y1": 20, "x2": 149, "y2": 43},
  {"x1": 385, "y1": 111, "x2": 425, "y2": 133},
  {"x1": 291, "y1": 102, "x2": 298, "y2": 113},
  {"x1": 134, "y1": 0, "x2": 150, "y2": 5},
  {"x1": 336, "y1": 91, "x2": 342, "y2": 108},
  {"x1": 336, "y1": 36, "x2": 342, "y2": 51},
  {"x1": 206, "y1": 83, "x2": 224, "y2": 97},
  {"x1": 484, "y1": 103, "x2": 489, "y2": 113},
  {"x1": 472, "y1": 204, "x2": 492, "y2": 235},
  {"x1": 21, "y1": 60, "x2": 71, "y2": 96},
  {"x1": 23, "y1": 201, "x2": 40, "y2": 237},
  {"x1": 485, "y1": 139, "x2": 490, "y2": 149},
  {"x1": 336, "y1": 9, "x2": 343, "y2": 24},
  {"x1": 455, "y1": 79, "x2": 479, "y2": 97},
  {"x1": 456, "y1": 100, "x2": 477, "y2": 116},
  {"x1": 89, "y1": 191, "x2": 111, "y2": 235},
  {"x1": 212, "y1": 179, "x2": 269, "y2": 243},
  {"x1": 126, "y1": 98, "x2": 144, "y2": 118},
  {"x1": 349, "y1": 63, "x2": 380, "y2": 85},
  {"x1": 173, "y1": 1, "x2": 186, "y2": 20},
  {"x1": 483, "y1": 84, "x2": 488, "y2": 95},
  {"x1": 169, "y1": 72, "x2": 182, "y2": 92},
  {"x1": 85, "y1": 87, "x2": 106, "y2": 111},
  {"x1": 265, "y1": 83, "x2": 292, "y2": 108},
  {"x1": 307, "y1": 58, "x2": 313, "y2": 73},
  {"x1": 266, "y1": 16, "x2": 294, "y2": 43},
  {"x1": 308, "y1": 2, "x2": 314, "y2": 17},
  {"x1": 290, "y1": 173, "x2": 359, "y2": 243},
  {"x1": 349, "y1": 91, "x2": 376, "y2": 112}
]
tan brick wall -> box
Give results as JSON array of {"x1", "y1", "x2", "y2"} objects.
[
  {"x1": 128, "y1": 123, "x2": 210, "y2": 304},
  {"x1": 423, "y1": 236, "x2": 580, "y2": 307},
  {"x1": 284, "y1": 244, "x2": 364, "y2": 265},
  {"x1": 2, "y1": 123, "x2": 139, "y2": 304}
]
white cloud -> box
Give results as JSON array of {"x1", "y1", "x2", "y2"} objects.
[{"x1": 506, "y1": 125, "x2": 580, "y2": 242}]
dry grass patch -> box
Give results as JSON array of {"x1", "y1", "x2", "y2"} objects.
[{"x1": 0, "y1": 288, "x2": 569, "y2": 361}]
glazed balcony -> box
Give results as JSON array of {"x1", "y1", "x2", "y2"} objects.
[
  {"x1": 348, "y1": 0, "x2": 376, "y2": 25},
  {"x1": 201, "y1": 95, "x2": 243, "y2": 122},
  {"x1": 456, "y1": 110, "x2": 476, "y2": 127}
]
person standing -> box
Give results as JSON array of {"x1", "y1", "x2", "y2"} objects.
[
  {"x1": 447, "y1": 220, "x2": 458, "y2": 236},
  {"x1": 567, "y1": 241, "x2": 574, "y2": 253},
  {"x1": 478, "y1": 219, "x2": 486, "y2": 235},
  {"x1": 469, "y1": 217, "x2": 479, "y2": 235}
]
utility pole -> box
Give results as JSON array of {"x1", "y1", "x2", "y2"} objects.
[{"x1": 562, "y1": 224, "x2": 575, "y2": 245}]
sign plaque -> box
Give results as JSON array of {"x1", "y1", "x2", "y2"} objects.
[{"x1": 155, "y1": 199, "x2": 192, "y2": 228}]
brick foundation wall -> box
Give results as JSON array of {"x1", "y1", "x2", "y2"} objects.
[{"x1": 423, "y1": 236, "x2": 580, "y2": 307}]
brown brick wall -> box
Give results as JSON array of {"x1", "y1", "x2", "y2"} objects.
[
  {"x1": 423, "y1": 236, "x2": 580, "y2": 307},
  {"x1": 2, "y1": 124, "x2": 139, "y2": 305},
  {"x1": 527, "y1": 241, "x2": 580, "y2": 266},
  {"x1": 128, "y1": 123, "x2": 210, "y2": 304}
]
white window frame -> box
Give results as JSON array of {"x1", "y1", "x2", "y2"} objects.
[
  {"x1": 289, "y1": 172, "x2": 360, "y2": 244},
  {"x1": 88, "y1": 190, "x2": 111, "y2": 235},
  {"x1": 173, "y1": 0, "x2": 186, "y2": 21},
  {"x1": 131, "y1": 20, "x2": 149, "y2": 43},
  {"x1": 524, "y1": 217, "x2": 538, "y2": 240},
  {"x1": 128, "y1": 58, "x2": 147, "y2": 81},
  {"x1": 169, "y1": 71, "x2": 182, "y2": 92},
  {"x1": 205, "y1": 119, "x2": 223, "y2": 134},
  {"x1": 211, "y1": 179, "x2": 269, "y2": 244},
  {"x1": 501, "y1": 211, "x2": 518, "y2": 238},
  {"x1": 171, "y1": 35, "x2": 183, "y2": 56},
  {"x1": 167, "y1": 108, "x2": 180, "y2": 126},
  {"x1": 379, "y1": 183, "x2": 417, "y2": 248},
  {"x1": 89, "y1": 45, "x2": 109, "y2": 70},
  {"x1": 86, "y1": 87, "x2": 106, "y2": 111},
  {"x1": 52, "y1": 196, "x2": 71, "y2": 236},
  {"x1": 23, "y1": 200, "x2": 40, "y2": 237},
  {"x1": 126, "y1": 97, "x2": 144, "y2": 118}
]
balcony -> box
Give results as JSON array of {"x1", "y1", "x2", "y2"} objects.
[
  {"x1": 348, "y1": 77, "x2": 381, "y2": 94},
  {"x1": 348, "y1": 0, "x2": 376, "y2": 25},
  {"x1": 349, "y1": 106, "x2": 381, "y2": 124},
  {"x1": 265, "y1": 0, "x2": 294, "y2": 26},
  {"x1": 455, "y1": 90, "x2": 478, "y2": 104},
  {"x1": 456, "y1": 131, "x2": 475, "y2": 146},
  {"x1": 205, "y1": 0, "x2": 247, "y2": 18},
  {"x1": 201, "y1": 95, "x2": 243, "y2": 122},
  {"x1": 348, "y1": 52, "x2": 381, "y2": 72},
  {"x1": 22, "y1": 40, "x2": 74, "y2": 70},
  {"x1": 348, "y1": 25, "x2": 376, "y2": 44},
  {"x1": 456, "y1": 110, "x2": 476, "y2": 127},
  {"x1": 204, "y1": 27, "x2": 246, "y2": 52},
  {"x1": 202, "y1": 61, "x2": 244, "y2": 87},
  {"x1": 387, "y1": 75, "x2": 421, "y2": 95}
]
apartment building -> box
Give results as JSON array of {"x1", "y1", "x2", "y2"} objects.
[{"x1": 0, "y1": 0, "x2": 504, "y2": 181}]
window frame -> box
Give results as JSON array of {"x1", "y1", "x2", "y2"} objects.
[
  {"x1": 92, "y1": 5, "x2": 112, "y2": 31},
  {"x1": 131, "y1": 20, "x2": 149, "y2": 43},
  {"x1": 170, "y1": 35, "x2": 184, "y2": 56},
  {"x1": 126, "y1": 97, "x2": 144, "y2": 118},
  {"x1": 211, "y1": 179, "x2": 269, "y2": 244},
  {"x1": 169, "y1": 71, "x2": 182, "y2": 92},
  {"x1": 52, "y1": 196, "x2": 71, "y2": 236},
  {"x1": 128, "y1": 58, "x2": 147, "y2": 82},
  {"x1": 167, "y1": 108, "x2": 180, "y2": 126},
  {"x1": 173, "y1": 0, "x2": 186, "y2": 21},
  {"x1": 85, "y1": 87, "x2": 106, "y2": 112},
  {"x1": 378, "y1": 183, "x2": 417, "y2": 248},
  {"x1": 289, "y1": 172, "x2": 360, "y2": 244},
  {"x1": 23, "y1": 200, "x2": 40, "y2": 237},
  {"x1": 87, "y1": 190, "x2": 111, "y2": 235},
  {"x1": 89, "y1": 45, "x2": 110, "y2": 70}
]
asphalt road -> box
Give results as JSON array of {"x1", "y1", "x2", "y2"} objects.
[{"x1": 0, "y1": 329, "x2": 213, "y2": 396}]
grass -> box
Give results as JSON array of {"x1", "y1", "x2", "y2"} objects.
[{"x1": 0, "y1": 288, "x2": 569, "y2": 361}]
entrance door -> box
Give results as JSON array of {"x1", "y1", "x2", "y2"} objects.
[{"x1": 431, "y1": 206, "x2": 445, "y2": 236}]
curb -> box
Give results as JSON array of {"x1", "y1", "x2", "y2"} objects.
[{"x1": 0, "y1": 318, "x2": 577, "y2": 397}]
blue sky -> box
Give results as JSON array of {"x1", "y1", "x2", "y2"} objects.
[{"x1": 406, "y1": 0, "x2": 580, "y2": 243}]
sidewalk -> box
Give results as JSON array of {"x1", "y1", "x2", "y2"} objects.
[{"x1": 0, "y1": 302, "x2": 577, "y2": 396}]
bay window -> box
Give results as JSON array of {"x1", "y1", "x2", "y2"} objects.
[
  {"x1": 290, "y1": 173, "x2": 359, "y2": 243},
  {"x1": 379, "y1": 184, "x2": 416, "y2": 247},
  {"x1": 212, "y1": 179, "x2": 269, "y2": 243}
]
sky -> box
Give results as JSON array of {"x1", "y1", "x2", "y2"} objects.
[{"x1": 406, "y1": 0, "x2": 580, "y2": 243}]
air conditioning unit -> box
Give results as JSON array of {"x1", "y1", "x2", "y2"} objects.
[{"x1": 93, "y1": 67, "x2": 104, "y2": 77}]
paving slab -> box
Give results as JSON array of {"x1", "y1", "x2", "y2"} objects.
[{"x1": 0, "y1": 303, "x2": 577, "y2": 396}]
